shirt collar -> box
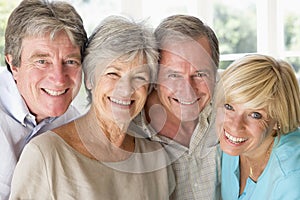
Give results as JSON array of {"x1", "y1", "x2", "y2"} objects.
[
  {"x1": 0, "y1": 69, "x2": 30, "y2": 125},
  {"x1": 140, "y1": 102, "x2": 214, "y2": 149},
  {"x1": 0, "y1": 69, "x2": 57, "y2": 126}
]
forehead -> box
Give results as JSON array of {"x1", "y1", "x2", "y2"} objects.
[
  {"x1": 21, "y1": 31, "x2": 79, "y2": 55},
  {"x1": 98, "y1": 56, "x2": 149, "y2": 74},
  {"x1": 23, "y1": 31, "x2": 72, "y2": 44},
  {"x1": 159, "y1": 37, "x2": 213, "y2": 70}
]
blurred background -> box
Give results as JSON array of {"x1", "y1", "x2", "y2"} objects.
[{"x1": 1, "y1": 0, "x2": 299, "y2": 112}]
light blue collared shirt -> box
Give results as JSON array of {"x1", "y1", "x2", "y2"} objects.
[
  {"x1": 222, "y1": 128, "x2": 300, "y2": 200},
  {"x1": 0, "y1": 68, "x2": 81, "y2": 199}
]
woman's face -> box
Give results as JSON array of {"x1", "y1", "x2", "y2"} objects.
[
  {"x1": 91, "y1": 57, "x2": 150, "y2": 124},
  {"x1": 216, "y1": 102, "x2": 277, "y2": 157}
]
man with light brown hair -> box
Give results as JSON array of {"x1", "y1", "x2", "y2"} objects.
[
  {"x1": 134, "y1": 14, "x2": 221, "y2": 199},
  {"x1": 0, "y1": 0, "x2": 87, "y2": 198}
]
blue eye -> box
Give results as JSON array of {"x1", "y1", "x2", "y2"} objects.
[
  {"x1": 38, "y1": 60, "x2": 45, "y2": 64},
  {"x1": 250, "y1": 112, "x2": 262, "y2": 119},
  {"x1": 37, "y1": 60, "x2": 47, "y2": 64},
  {"x1": 35, "y1": 59, "x2": 49, "y2": 68},
  {"x1": 224, "y1": 103, "x2": 233, "y2": 110}
]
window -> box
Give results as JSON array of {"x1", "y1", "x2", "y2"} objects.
[
  {"x1": 213, "y1": 0, "x2": 257, "y2": 69},
  {"x1": 141, "y1": 0, "x2": 199, "y2": 28},
  {"x1": 0, "y1": 0, "x2": 19, "y2": 68},
  {"x1": 2, "y1": 0, "x2": 299, "y2": 70},
  {"x1": 283, "y1": 0, "x2": 300, "y2": 73},
  {"x1": 1, "y1": 0, "x2": 300, "y2": 111},
  {"x1": 71, "y1": 0, "x2": 121, "y2": 35},
  {"x1": 0, "y1": 0, "x2": 300, "y2": 109}
]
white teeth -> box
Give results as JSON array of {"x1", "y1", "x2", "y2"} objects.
[
  {"x1": 110, "y1": 97, "x2": 131, "y2": 106},
  {"x1": 225, "y1": 131, "x2": 247, "y2": 144},
  {"x1": 44, "y1": 89, "x2": 66, "y2": 96},
  {"x1": 177, "y1": 99, "x2": 198, "y2": 105}
]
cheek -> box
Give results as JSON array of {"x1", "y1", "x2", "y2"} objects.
[
  {"x1": 197, "y1": 79, "x2": 213, "y2": 94},
  {"x1": 216, "y1": 108, "x2": 226, "y2": 131},
  {"x1": 92, "y1": 80, "x2": 110, "y2": 100},
  {"x1": 73, "y1": 69, "x2": 82, "y2": 82},
  {"x1": 251, "y1": 124, "x2": 270, "y2": 141},
  {"x1": 16, "y1": 72, "x2": 41, "y2": 93},
  {"x1": 158, "y1": 80, "x2": 173, "y2": 91},
  {"x1": 157, "y1": 84, "x2": 172, "y2": 98},
  {"x1": 135, "y1": 87, "x2": 148, "y2": 104}
]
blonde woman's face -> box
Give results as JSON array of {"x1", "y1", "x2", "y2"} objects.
[
  {"x1": 92, "y1": 58, "x2": 150, "y2": 124},
  {"x1": 216, "y1": 102, "x2": 277, "y2": 157}
]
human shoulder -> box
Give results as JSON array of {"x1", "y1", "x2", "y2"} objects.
[
  {"x1": 271, "y1": 169, "x2": 300, "y2": 199},
  {"x1": 272, "y1": 128, "x2": 300, "y2": 175},
  {"x1": 28, "y1": 130, "x2": 66, "y2": 151}
]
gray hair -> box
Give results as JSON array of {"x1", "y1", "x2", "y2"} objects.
[
  {"x1": 154, "y1": 14, "x2": 219, "y2": 70},
  {"x1": 5, "y1": 0, "x2": 87, "y2": 71},
  {"x1": 83, "y1": 15, "x2": 159, "y2": 103}
]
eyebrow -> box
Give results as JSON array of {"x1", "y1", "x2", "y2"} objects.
[
  {"x1": 65, "y1": 53, "x2": 81, "y2": 60},
  {"x1": 195, "y1": 69, "x2": 211, "y2": 74},
  {"x1": 165, "y1": 69, "x2": 211, "y2": 74},
  {"x1": 29, "y1": 53, "x2": 81, "y2": 60},
  {"x1": 30, "y1": 53, "x2": 50, "y2": 59},
  {"x1": 106, "y1": 65, "x2": 121, "y2": 71},
  {"x1": 166, "y1": 69, "x2": 181, "y2": 74},
  {"x1": 106, "y1": 65, "x2": 149, "y2": 73}
]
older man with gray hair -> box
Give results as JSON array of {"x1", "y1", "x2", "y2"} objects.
[{"x1": 0, "y1": 0, "x2": 87, "y2": 199}]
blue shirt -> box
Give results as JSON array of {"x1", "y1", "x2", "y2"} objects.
[
  {"x1": 222, "y1": 128, "x2": 300, "y2": 200},
  {"x1": 0, "y1": 68, "x2": 81, "y2": 199}
]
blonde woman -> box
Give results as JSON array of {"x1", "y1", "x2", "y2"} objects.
[{"x1": 215, "y1": 54, "x2": 300, "y2": 199}]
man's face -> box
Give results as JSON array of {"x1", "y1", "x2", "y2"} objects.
[
  {"x1": 156, "y1": 37, "x2": 216, "y2": 122},
  {"x1": 8, "y1": 31, "x2": 82, "y2": 123}
]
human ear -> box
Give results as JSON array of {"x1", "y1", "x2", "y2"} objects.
[
  {"x1": 274, "y1": 122, "x2": 281, "y2": 131},
  {"x1": 272, "y1": 122, "x2": 281, "y2": 136},
  {"x1": 85, "y1": 78, "x2": 93, "y2": 90},
  {"x1": 5, "y1": 54, "x2": 20, "y2": 79}
]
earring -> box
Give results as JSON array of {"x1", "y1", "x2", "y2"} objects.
[{"x1": 277, "y1": 123, "x2": 281, "y2": 130}]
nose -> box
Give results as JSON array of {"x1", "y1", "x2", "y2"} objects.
[
  {"x1": 227, "y1": 113, "x2": 246, "y2": 132},
  {"x1": 177, "y1": 77, "x2": 197, "y2": 100},
  {"x1": 49, "y1": 63, "x2": 67, "y2": 85},
  {"x1": 114, "y1": 76, "x2": 134, "y2": 97}
]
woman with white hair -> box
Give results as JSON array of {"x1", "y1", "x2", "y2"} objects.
[{"x1": 10, "y1": 16, "x2": 175, "y2": 200}]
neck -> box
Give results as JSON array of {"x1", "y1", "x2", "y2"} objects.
[
  {"x1": 240, "y1": 137, "x2": 274, "y2": 182},
  {"x1": 75, "y1": 106, "x2": 135, "y2": 161}
]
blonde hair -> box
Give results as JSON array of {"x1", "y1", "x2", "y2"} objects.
[{"x1": 216, "y1": 54, "x2": 300, "y2": 135}]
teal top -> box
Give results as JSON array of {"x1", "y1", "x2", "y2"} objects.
[{"x1": 222, "y1": 128, "x2": 300, "y2": 200}]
